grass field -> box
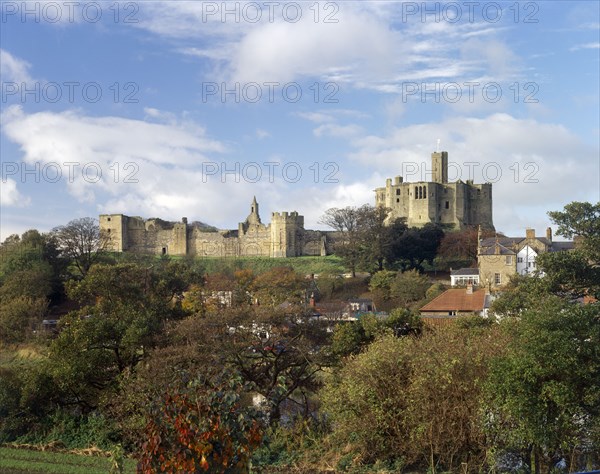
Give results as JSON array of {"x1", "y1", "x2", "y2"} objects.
[
  {"x1": 111, "y1": 252, "x2": 346, "y2": 276},
  {"x1": 0, "y1": 447, "x2": 138, "y2": 474},
  {"x1": 195, "y1": 255, "x2": 346, "y2": 275}
]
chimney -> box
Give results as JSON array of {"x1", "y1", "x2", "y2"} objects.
[
  {"x1": 526, "y1": 228, "x2": 535, "y2": 240},
  {"x1": 466, "y1": 283, "x2": 473, "y2": 295},
  {"x1": 546, "y1": 227, "x2": 552, "y2": 242}
]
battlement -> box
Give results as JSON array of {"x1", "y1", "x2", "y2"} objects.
[
  {"x1": 375, "y1": 150, "x2": 494, "y2": 231},
  {"x1": 100, "y1": 198, "x2": 307, "y2": 258}
]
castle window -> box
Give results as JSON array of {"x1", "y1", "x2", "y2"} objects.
[
  {"x1": 444, "y1": 188, "x2": 447, "y2": 194},
  {"x1": 415, "y1": 186, "x2": 418, "y2": 199},
  {"x1": 107, "y1": 217, "x2": 111, "y2": 222},
  {"x1": 396, "y1": 189, "x2": 400, "y2": 195},
  {"x1": 445, "y1": 201, "x2": 449, "y2": 209},
  {"x1": 423, "y1": 185, "x2": 426, "y2": 197},
  {"x1": 494, "y1": 273, "x2": 501, "y2": 285},
  {"x1": 505, "y1": 256, "x2": 512, "y2": 265},
  {"x1": 162, "y1": 247, "x2": 167, "y2": 255},
  {"x1": 477, "y1": 189, "x2": 481, "y2": 195},
  {"x1": 396, "y1": 198, "x2": 400, "y2": 203}
]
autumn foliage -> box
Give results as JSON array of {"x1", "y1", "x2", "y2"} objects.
[{"x1": 139, "y1": 374, "x2": 263, "y2": 474}]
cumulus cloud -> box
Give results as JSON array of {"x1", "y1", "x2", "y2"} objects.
[
  {"x1": 130, "y1": 2, "x2": 523, "y2": 93},
  {"x1": 0, "y1": 106, "x2": 377, "y2": 230},
  {"x1": 0, "y1": 178, "x2": 30, "y2": 207},
  {"x1": 345, "y1": 113, "x2": 598, "y2": 233},
  {"x1": 0, "y1": 49, "x2": 34, "y2": 84}
]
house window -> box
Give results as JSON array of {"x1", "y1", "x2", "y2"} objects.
[
  {"x1": 517, "y1": 257, "x2": 523, "y2": 263},
  {"x1": 505, "y1": 256, "x2": 512, "y2": 265},
  {"x1": 445, "y1": 201, "x2": 449, "y2": 209},
  {"x1": 396, "y1": 189, "x2": 400, "y2": 195},
  {"x1": 494, "y1": 273, "x2": 501, "y2": 285},
  {"x1": 449, "y1": 311, "x2": 457, "y2": 316}
]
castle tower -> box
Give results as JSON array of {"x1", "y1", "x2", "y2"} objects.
[
  {"x1": 270, "y1": 211, "x2": 304, "y2": 257},
  {"x1": 246, "y1": 196, "x2": 261, "y2": 225},
  {"x1": 99, "y1": 214, "x2": 128, "y2": 252},
  {"x1": 431, "y1": 151, "x2": 448, "y2": 184}
]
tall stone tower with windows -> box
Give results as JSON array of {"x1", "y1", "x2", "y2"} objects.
[{"x1": 374, "y1": 151, "x2": 494, "y2": 230}]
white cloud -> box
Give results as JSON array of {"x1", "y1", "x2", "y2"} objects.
[
  {"x1": 255, "y1": 129, "x2": 270, "y2": 139},
  {"x1": 0, "y1": 178, "x2": 30, "y2": 207},
  {"x1": 569, "y1": 42, "x2": 600, "y2": 52},
  {"x1": 344, "y1": 114, "x2": 598, "y2": 233},
  {"x1": 0, "y1": 49, "x2": 34, "y2": 84},
  {"x1": 313, "y1": 123, "x2": 363, "y2": 139},
  {"x1": 130, "y1": 3, "x2": 522, "y2": 93}
]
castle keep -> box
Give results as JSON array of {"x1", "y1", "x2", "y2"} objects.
[
  {"x1": 100, "y1": 197, "x2": 327, "y2": 258},
  {"x1": 375, "y1": 151, "x2": 494, "y2": 230}
]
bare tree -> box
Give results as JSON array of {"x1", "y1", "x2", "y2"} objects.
[
  {"x1": 53, "y1": 217, "x2": 109, "y2": 276},
  {"x1": 319, "y1": 205, "x2": 388, "y2": 276}
]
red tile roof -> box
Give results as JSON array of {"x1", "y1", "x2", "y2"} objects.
[{"x1": 420, "y1": 288, "x2": 488, "y2": 313}]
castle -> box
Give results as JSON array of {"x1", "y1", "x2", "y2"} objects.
[
  {"x1": 101, "y1": 150, "x2": 495, "y2": 258},
  {"x1": 100, "y1": 197, "x2": 328, "y2": 258},
  {"x1": 374, "y1": 151, "x2": 494, "y2": 230}
]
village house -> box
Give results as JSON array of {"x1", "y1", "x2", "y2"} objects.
[
  {"x1": 419, "y1": 285, "x2": 492, "y2": 326},
  {"x1": 477, "y1": 227, "x2": 575, "y2": 288}
]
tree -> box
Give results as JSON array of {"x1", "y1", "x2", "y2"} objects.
[
  {"x1": 139, "y1": 372, "x2": 263, "y2": 473},
  {"x1": 368, "y1": 270, "x2": 397, "y2": 310},
  {"x1": 323, "y1": 324, "x2": 510, "y2": 471},
  {"x1": 538, "y1": 201, "x2": 600, "y2": 299},
  {"x1": 386, "y1": 223, "x2": 444, "y2": 271},
  {"x1": 357, "y1": 205, "x2": 393, "y2": 272},
  {"x1": 547, "y1": 201, "x2": 600, "y2": 260},
  {"x1": 390, "y1": 269, "x2": 430, "y2": 308},
  {"x1": 49, "y1": 262, "x2": 194, "y2": 409},
  {"x1": 251, "y1": 266, "x2": 306, "y2": 307},
  {"x1": 319, "y1": 206, "x2": 365, "y2": 277},
  {"x1": 0, "y1": 297, "x2": 48, "y2": 343},
  {"x1": 188, "y1": 307, "x2": 332, "y2": 425},
  {"x1": 435, "y1": 225, "x2": 485, "y2": 269},
  {"x1": 52, "y1": 217, "x2": 110, "y2": 276},
  {"x1": 484, "y1": 299, "x2": 600, "y2": 473}
]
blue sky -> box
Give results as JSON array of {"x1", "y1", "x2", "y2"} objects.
[{"x1": 1, "y1": 1, "x2": 599, "y2": 241}]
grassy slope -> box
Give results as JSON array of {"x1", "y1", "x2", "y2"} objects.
[
  {"x1": 196, "y1": 255, "x2": 345, "y2": 275},
  {"x1": 0, "y1": 447, "x2": 137, "y2": 474}
]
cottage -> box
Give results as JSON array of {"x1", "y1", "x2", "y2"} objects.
[{"x1": 419, "y1": 285, "x2": 492, "y2": 326}]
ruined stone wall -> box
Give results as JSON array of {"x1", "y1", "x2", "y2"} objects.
[{"x1": 375, "y1": 151, "x2": 494, "y2": 231}]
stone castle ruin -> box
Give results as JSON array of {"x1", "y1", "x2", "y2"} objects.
[
  {"x1": 375, "y1": 151, "x2": 494, "y2": 230},
  {"x1": 100, "y1": 197, "x2": 328, "y2": 258},
  {"x1": 101, "y1": 151, "x2": 495, "y2": 258}
]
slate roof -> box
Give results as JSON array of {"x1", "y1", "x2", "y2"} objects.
[
  {"x1": 478, "y1": 243, "x2": 515, "y2": 256},
  {"x1": 420, "y1": 288, "x2": 489, "y2": 313},
  {"x1": 549, "y1": 241, "x2": 575, "y2": 251},
  {"x1": 479, "y1": 236, "x2": 572, "y2": 253},
  {"x1": 451, "y1": 268, "x2": 480, "y2": 276}
]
